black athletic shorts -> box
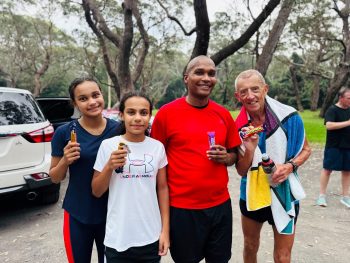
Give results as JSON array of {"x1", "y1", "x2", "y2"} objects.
[
  {"x1": 169, "y1": 199, "x2": 232, "y2": 263},
  {"x1": 105, "y1": 240, "x2": 160, "y2": 263},
  {"x1": 323, "y1": 147, "x2": 350, "y2": 171},
  {"x1": 239, "y1": 199, "x2": 299, "y2": 225}
]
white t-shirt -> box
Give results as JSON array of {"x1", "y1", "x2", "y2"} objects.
[{"x1": 94, "y1": 136, "x2": 167, "y2": 252}]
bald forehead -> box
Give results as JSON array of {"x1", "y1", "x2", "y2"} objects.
[{"x1": 185, "y1": 55, "x2": 215, "y2": 74}]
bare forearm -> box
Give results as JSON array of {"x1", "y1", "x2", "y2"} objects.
[
  {"x1": 225, "y1": 151, "x2": 238, "y2": 166},
  {"x1": 326, "y1": 120, "x2": 350, "y2": 130},
  {"x1": 158, "y1": 185, "x2": 170, "y2": 233},
  {"x1": 91, "y1": 167, "x2": 113, "y2": 198},
  {"x1": 236, "y1": 149, "x2": 254, "y2": 176},
  {"x1": 49, "y1": 158, "x2": 68, "y2": 184},
  {"x1": 292, "y1": 139, "x2": 312, "y2": 167}
]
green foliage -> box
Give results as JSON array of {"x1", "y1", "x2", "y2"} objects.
[
  {"x1": 139, "y1": 48, "x2": 187, "y2": 107},
  {"x1": 155, "y1": 77, "x2": 186, "y2": 108},
  {"x1": 0, "y1": 77, "x2": 7, "y2": 86},
  {"x1": 0, "y1": 5, "x2": 81, "y2": 94}
]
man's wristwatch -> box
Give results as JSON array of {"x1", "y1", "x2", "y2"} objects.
[{"x1": 286, "y1": 160, "x2": 298, "y2": 172}]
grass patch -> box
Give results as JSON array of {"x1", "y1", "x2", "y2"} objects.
[
  {"x1": 299, "y1": 110, "x2": 326, "y2": 144},
  {"x1": 230, "y1": 110, "x2": 325, "y2": 144}
]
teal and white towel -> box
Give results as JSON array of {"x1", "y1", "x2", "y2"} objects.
[{"x1": 236, "y1": 96, "x2": 306, "y2": 235}]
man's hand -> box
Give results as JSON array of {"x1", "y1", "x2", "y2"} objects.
[
  {"x1": 207, "y1": 145, "x2": 229, "y2": 164},
  {"x1": 271, "y1": 163, "x2": 294, "y2": 184},
  {"x1": 241, "y1": 126, "x2": 259, "y2": 153}
]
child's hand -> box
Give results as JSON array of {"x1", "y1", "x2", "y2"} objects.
[
  {"x1": 63, "y1": 141, "x2": 80, "y2": 165},
  {"x1": 158, "y1": 231, "x2": 170, "y2": 256},
  {"x1": 108, "y1": 148, "x2": 128, "y2": 170}
]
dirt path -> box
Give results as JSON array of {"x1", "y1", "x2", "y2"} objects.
[{"x1": 0, "y1": 144, "x2": 349, "y2": 262}]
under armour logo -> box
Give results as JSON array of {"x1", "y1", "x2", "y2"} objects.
[{"x1": 127, "y1": 154, "x2": 154, "y2": 173}]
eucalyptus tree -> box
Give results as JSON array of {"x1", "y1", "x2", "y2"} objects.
[
  {"x1": 158, "y1": 0, "x2": 282, "y2": 66},
  {"x1": 61, "y1": 0, "x2": 182, "y2": 101},
  {"x1": 288, "y1": 0, "x2": 339, "y2": 111},
  {"x1": 58, "y1": 0, "x2": 287, "y2": 103},
  {"x1": 289, "y1": 53, "x2": 304, "y2": 111},
  {"x1": 320, "y1": 0, "x2": 350, "y2": 116},
  {"x1": 255, "y1": 0, "x2": 294, "y2": 76},
  {"x1": 0, "y1": 11, "x2": 29, "y2": 87},
  {"x1": 80, "y1": 0, "x2": 150, "y2": 100},
  {"x1": 0, "y1": 1, "x2": 77, "y2": 96}
]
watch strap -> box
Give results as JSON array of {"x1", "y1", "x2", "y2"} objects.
[{"x1": 286, "y1": 160, "x2": 298, "y2": 172}]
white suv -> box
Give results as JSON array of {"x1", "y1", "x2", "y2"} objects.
[{"x1": 0, "y1": 87, "x2": 60, "y2": 204}]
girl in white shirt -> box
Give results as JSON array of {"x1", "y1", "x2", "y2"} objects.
[{"x1": 92, "y1": 92, "x2": 169, "y2": 263}]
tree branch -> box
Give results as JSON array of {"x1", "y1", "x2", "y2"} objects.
[
  {"x1": 82, "y1": 0, "x2": 121, "y2": 48},
  {"x1": 211, "y1": 0, "x2": 281, "y2": 65},
  {"x1": 156, "y1": 0, "x2": 196, "y2": 36},
  {"x1": 82, "y1": 0, "x2": 120, "y2": 98},
  {"x1": 255, "y1": 0, "x2": 294, "y2": 76}
]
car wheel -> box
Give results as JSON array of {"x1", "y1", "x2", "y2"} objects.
[{"x1": 38, "y1": 183, "x2": 61, "y2": 205}]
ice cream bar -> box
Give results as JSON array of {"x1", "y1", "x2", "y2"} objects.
[
  {"x1": 207, "y1": 131, "x2": 215, "y2": 148},
  {"x1": 70, "y1": 129, "x2": 77, "y2": 142},
  {"x1": 239, "y1": 125, "x2": 264, "y2": 139}
]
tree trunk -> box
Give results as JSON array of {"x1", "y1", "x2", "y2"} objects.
[
  {"x1": 310, "y1": 43, "x2": 327, "y2": 111},
  {"x1": 83, "y1": 0, "x2": 148, "y2": 101},
  {"x1": 33, "y1": 53, "x2": 50, "y2": 97},
  {"x1": 310, "y1": 75, "x2": 320, "y2": 111},
  {"x1": 131, "y1": 0, "x2": 149, "y2": 84},
  {"x1": 8, "y1": 78, "x2": 16, "y2": 88},
  {"x1": 191, "y1": 0, "x2": 210, "y2": 58},
  {"x1": 320, "y1": 64, "x2": 350, "y2": 116},
  {"x1": 289, "y1": 65, "x2": 304, "y2": 112},
  {"x1": 255, "y1": 0, "x2": 294, "y2": 76},
  {"x1": 118, "y1": 0, "x2": 134, "y2": 97},
  {"x1": 82, "y1": 0, "x2": 121, "y2": 98},
  {"x1": 33, "y1": 74, "x2": 42, "y2": 97}
]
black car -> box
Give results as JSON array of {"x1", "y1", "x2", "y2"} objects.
[{"x1": 36, "y1": 97, "x2": 79, "y2": 130}]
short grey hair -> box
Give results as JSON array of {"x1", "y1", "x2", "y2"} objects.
[
  {"x1": 338, "y1": 86, "x2": 350, "y2": 97},
  {"x1": 234, "y1": 69, "x2": 266, "y2": 90}
]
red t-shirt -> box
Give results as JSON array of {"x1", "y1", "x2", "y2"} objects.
[{"x1": 151, "y1": 98, "x2": 241, "y2": 209}]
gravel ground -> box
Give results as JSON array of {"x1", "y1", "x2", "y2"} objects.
[{"x1": 0, "y1": 144, "x2": 349, "y2": 263}]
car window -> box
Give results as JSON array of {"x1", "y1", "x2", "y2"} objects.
[
  {"x1": 36, "y1": 98, "x2": 74, "y2": 122},
  {"x1": 0, "y1": 92, "x2": 46, "y2": 125}
]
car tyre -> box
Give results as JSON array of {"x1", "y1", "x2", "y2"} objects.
[{"x1": 38, "y1": 183, "x2": 61, "y2": 205}]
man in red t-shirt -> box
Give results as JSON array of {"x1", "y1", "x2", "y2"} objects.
[{"x1": 151, "y1": 55, "x2": 241, "y2": 263}]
